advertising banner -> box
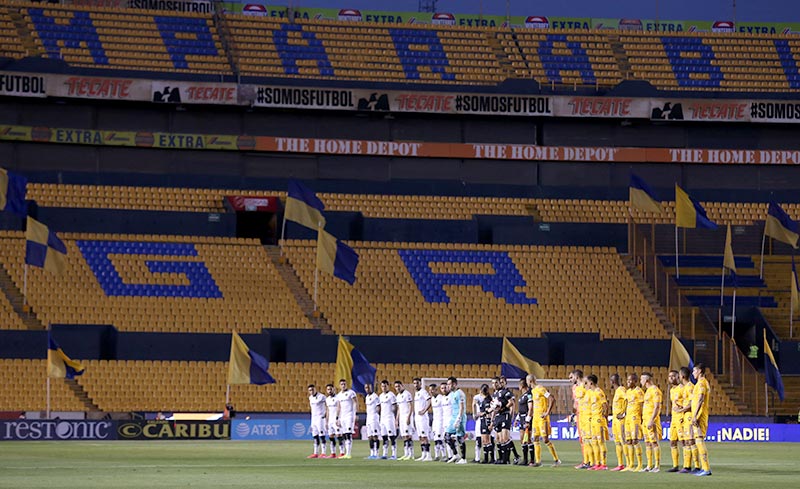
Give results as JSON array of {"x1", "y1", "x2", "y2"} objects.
[
  {"x1": 127, "y1": 0, "x2": 213, "y2": 14},
  {"x1": 225, "y1": 196, "x2": 281, "y2": 212},
  {"x1": 151, "y1": 81, "x2": 239, "y2": 105},
  {"x1": 546, "y1": 421, "x2": 800, "y2": 442},
  {"x1": 231, "y1": 418, "x2": 311, "y2": 440},
  {"x1": 650, "y1": 99, "x2": 749, "y2": 122},
  {"x1": 0, "y1": 72, "x2": 47, "y2": 98},
  {"x1": 116, "y1": 420, "x2": 230, "y2": 440},
  {"x1": 0, "y1": 420, "x2": 117, "y2": 441},
  {"x1": 553, "y1": 96, "x2": 650, "y2": 118},
  {"x1": 47, "y1": 75, "x2": 151, "y2": 101}
]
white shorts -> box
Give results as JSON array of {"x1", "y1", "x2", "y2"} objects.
[
  {"x1": 310, "y1": 417, "x2": 326, "y2": 437},
  {"x1": 432, "y1": 420, "x2": 444, "y2": 441},
  {"x1": 365, "y1": 416, "x2": 380, "y2": 437},
  {"x1": 327, "y1": 421, "x2": 341, "y2": 436},
  {"x1": 380, "y1": 418, "x2": 396, "y2": 437},
  {"x1": 415, "y1": 415, "x2": 431, "y2": 438},
  {"x1": 399, "y1": 419, "x2": 415, "y2": 437},
  {"x1": 340, "y1": 415, "x2": 355, "y2": 434}
]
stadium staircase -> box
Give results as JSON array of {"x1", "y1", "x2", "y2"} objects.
[
  {"x1": 0, "y1": 264, "x2": 45, "y2": 330},
  {"x1": 607, "y1": 34, "x2": 633, "y2": 81},
  {"x1": 211, "y1": 0, "x2": 239, "y2": 79},
  {"x1": 65, "y1": 378, "x2": 102, "y2": 414},
  {"x1": 486, "y1": 31, "x2": 515, "y2": 80},
  {"x1": 757, "y1": 256, "x2": 793, "y2": 340},
  {"x1": 713, "y1": 374, "x2": 754, "y2": 414},
  {"x1": 620, "y1": 255, "x2": 675, "y2": 335},
  {"x1": 5, "y1": 5, "x2": 40, "y2": 57},
  {"x1": 264, "y1": 246, "x2": 334, "y2": 334}
]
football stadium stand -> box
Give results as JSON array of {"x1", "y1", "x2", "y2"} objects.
[
  {"x1": 0, "y1": 359, "x2": 86, "y2": 411},
  {"x1": 0, "y1": 231, "x2": 310, "y2": 333}
]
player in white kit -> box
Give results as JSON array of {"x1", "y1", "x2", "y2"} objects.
[
  {"x1": 307, "y1": 384, "x2": 328, "y2": 458},
  {"x1": 336, "y1": 379, "x2": 358, "y2": 459},
  {"x1": 364, "y1": 382, "x2": 381, "y2": 459},
  {"x1": 429, "y1": 383, "x2": 445, "y2": 461},
  {"x1": 324, "y1": 384, "x2": 341, "y2": 458},
  {"x1": 472, "y1": 387, "x2": 487, "y2": 462},
  {"x1": 439, "y1": 382, "x2": 454, "y2": 461},
  {"x1": 395, "y1": 380, "x2": 415, "y2": 460},
  {"x1": 378, "y1": 380, "x2": 398, "y2": 459},
  {"x1": 413, "y1": 377, "x2": 432, "y2": 461}
]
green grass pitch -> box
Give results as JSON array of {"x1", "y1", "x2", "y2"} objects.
[{"x1": 1, "y1": 440, "x2": 798, "y2": 488}]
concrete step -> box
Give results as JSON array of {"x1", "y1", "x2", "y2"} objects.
[
  {"x1": 66, "y1": 379, "x2": 102, "y2": 413},
  {"x1": 0, "y1": 264, "x2": 46, "y2": 330}
]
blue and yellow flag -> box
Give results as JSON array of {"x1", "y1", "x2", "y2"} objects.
[
  {"x1": 675, "y1": 185, "x2": 717, "y2": 229},
  {"x1": 724, "y1": 223, "x2": 737, "y2": 286},
  {"x1": 285, "y1": 179, "x2": 326, "y2": 230},
  {"x1": 0, "y1": 168, "x2": 27, "y2": 216},
  {"x1": 763, "y1": 330, "x2": 784, "y2": 401},
  {"x1": 629, "y1": 173, "x2": 663, "y2": 214},
  {"x1": 227, "y1": 331, "x2": 275, "y2": 385},
  {"x1": 335, "y1": 336, "x2": 377, "y2": 395},
  {"x1": 25, "y1": 217, "x2": 66, "y2": 274},
  {"x1": 47, "y1": 332, "x2": 85, "y2": 379},
  {"x1": 500, "y1": 337, "x2": 545, "y2": 379},
  {"x1": 668, "y1": 334, "x2": 694, "y2": 375},
  {"x1": 317, "y1": 228, "x2": 359, "y2": 285},
  {"x1": 765, "y1": 201, "x2": 799, "y2": 249}
]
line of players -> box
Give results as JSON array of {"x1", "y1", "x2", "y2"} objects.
[
  {"x1": 305, "y1": 363, "x2": 712, "y2": 476},
  {"x1": 569, "y1": 364, "x2": 712, "y2": 476}
]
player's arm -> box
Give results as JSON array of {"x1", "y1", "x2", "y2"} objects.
[
  {"x1": 647, "y1": 398, "x2": 660, "y2": 429},
  {"x1": 616, "y1": 396, "x2": 627, "y2": 419},
  {"x1": 472, "y1": 397, "x2": 480, "y2": 419},
  {"x1": 457, "y1": 394, "x2": 465, "y2": 420},
  {"x1": 601, "y1": 396, "x2": 609, "y2": 418},
  {"x1": 508, "y1": 394, "x2": 516, "y2": 417},
  {"x1": 544, "y1": 390, "x2": 554, "y2": 417},
  {"x1": 406, "y1": 400, "x2": 412, "y2": 425},
  {"x1": 691, "y1": 391, "x2": 705, "y2": 425}
]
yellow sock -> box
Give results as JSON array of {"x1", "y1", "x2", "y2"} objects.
[
  {"x1": 615, "y1": 443, "x2": 624, "y2": 467},
  {"x1": 695, "y1": 439, "x2": 710, "y2": 472},
  {"x1": 625, "y1": 444, "x2": 633, "y2": 467},
  {"x1": 590, "y1": 439, "x2": 600, "y2": 466},
  {"x1": 634, "y1": 444, "x2": 643, "y2": 469},
  {"x1": 653, "y1": 445, "x2": 661, "y2": 468},
  {"x1": 546, "y1": 441, "x2": 558, "y2": 461},
  {"x1": 690, "y1": 444, "x2": 700, "y2": 469},
  {"x1": 645, "y1": 445, "x2": 653, "y2": 469},
  {"x1": 683, "y1": 446, "x2": 692, "y2": 469},
  {"x1": 599, "y1": 441, "x2": 607, "y2": 466},
  {"x1": 671, "y1": 446, "x2": 680, "y2": 468},
  {"x1": 534, "y1": 441, "x2": 541, "y2": 463},
  {"x1": 582, "y1": 442, "x2": 590, "y2": 465}
]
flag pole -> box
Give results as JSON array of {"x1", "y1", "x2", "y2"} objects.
[
  {"x1": 675, "y1": 224, "x2": 680, "y2": 279},
  {"x1": 313, "y1": 221, "x2": 321, "y2": 312},
  {"x1": 46, "y1": 377, "x2": 50, "y2": 419},
  {"x1": 731, "y1": 287, "x2": 737, "y2": 340},
  {"x1": 279, "y1": 211, "x2": 288, "y2": 257},
  {"x1": 23, "y1": 264, "x2": 28, "y2": 308},
  {"x1": 759, "y1": 230, "x2": 766, "y2": 279},
  {"x1": 765, "y1": 382, "x2": 768, "y2": 417},
  {"x1": 720, "y1": 266, "x2": 725, "y2": 307},
  {"x1": 225, "y1": 384, "x2": 230, "y2": 405}
]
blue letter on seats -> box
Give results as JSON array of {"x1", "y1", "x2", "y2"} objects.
[
  {"x1": 273, "y1": 23, "x2": 333, "y2": 76},
  {"x1": 28, "y1": 8, "x2": 107, "y2": 64},
  {"x1": 399, "y1": 250, "x2": 536, "y2": 304},
  {"x1": 155, "y1": 16, "x2": 219, "y2": 69},
  {"x1": 390, "y1": 29, "x2": 454, "y2": 80},
  {"x1": 661, "y1": 37, "x2": 722, "y2": 88}
]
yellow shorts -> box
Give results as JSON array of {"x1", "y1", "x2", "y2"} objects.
[
  {"x1": 680, "y1": 413, "x2": 694, "y2": 441},
  {"x1": 532, "y1": 416, "x2": 551, "y2": 438},
  {"x1": 590, "y1": 418, "x2": 609, "y2": 440},
  {"x1": 611, "y1": 418, "x2": 624, "y2": 442},
  {"x1": 643, "y1": 421, "x2": 662, "y2": 443},
  {"x1": 624, "y1": 417, "x2": 642, "y2": 441},
  {"x1": 690, "y1": 414, "x2": 708, "y2": 439},
  {"x1": 669, "y1": 417, "x2": 682, "y2": 442},
  {"x1": 579, "y1": 420, "x2": 592, "y2": 441}
]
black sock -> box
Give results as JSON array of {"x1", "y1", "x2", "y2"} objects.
[
  {"x1": 460, "y1": 442, "x2": 467, "y2": 459},
  {"x1": 390, "y1": 435, "x2": 397, "y2": 448},
  {"x1": 483, "y1": 445, "x2": 490, "y2": 462},
  {"x1": 382, "y1": 435, "x2": 389, "y2": 447},
  {"x1": 489, "y1": 443, "x2": 496, "y2": 461},
  {"x1": 448, "y1": 438, "x2": 457, "y2": 456},
  {"x1": 522, "y1": 445, "x2": 529, "y2": 465},
  {"x1": 510, "y1": 441, "x2": 519, "y2": 458}
]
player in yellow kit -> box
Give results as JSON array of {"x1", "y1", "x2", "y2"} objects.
[
  {"x1": 678, "y1": 367, "x2": 700, "y2": 473},
  {"x1": 526, "y1": 374, "x2": 561, "y2": 467},
  {"x1": 609, "y1": 374, "x2": 627, "y2": 471},
  {"x1": 641, "y1": 372, "x2": 663, "y2": 472},
  {"x1": 585, "y1": 374, "x2": 609, "y2": 471},
  {"x1": 666, "y1": 370, "x2": 683, "y2": 472},
  {"x1": 570, "y1": 369, "x2": 591, "y2": 469},
  {"x1": 622, "y1": 373, "x2": 644, "y2": 472},
  {"x1": 690, "y1": 363, "x2": 712, "y2": 476}
]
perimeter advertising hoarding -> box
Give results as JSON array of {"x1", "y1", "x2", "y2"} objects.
[
  {"x1": 231, "y1": 418, "x2": 311, "y2": 440},
  {"x1": 116, "y1": 420, "x2": 230, "y2": 440},
  {"x1": 0, "y1": 420, "x2": 117, "y2": 441}
]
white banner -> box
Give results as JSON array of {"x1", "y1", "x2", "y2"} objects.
[
  {"x1": 649, "y1": 99, "x2": 750, "y2": 122},
  {"x1": 0, "y1": 72, "x2": 47, "y2": 98},
  {"x1": 127, "y1": 0, "x2": 213, "y2": 14},
  {"x1": 552, "y1": 96, "x2": 651, "y2": 118},
  {"x1": 151, "y1": 81, "x2": 239, "y2": 105},
  {"x1": 47, "y1": 75, "x2": 152, "y2": 101}
]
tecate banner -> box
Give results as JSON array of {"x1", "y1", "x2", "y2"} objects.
[
  {"x1": 116, "y1": 420, "x2": 230, "y2": 440},
  {"x1": 231, "y1": 419, "x2": 312, "y2": 441},
  {"x1": 0, "y1": 420, "x2": 117, "y2": 441}
]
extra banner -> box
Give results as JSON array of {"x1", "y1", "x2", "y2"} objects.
[{"x1": 5, "y1": 124, "x2": 800, "y2": 165}]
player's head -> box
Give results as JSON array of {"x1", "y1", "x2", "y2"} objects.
[
  {"x1": 447, "y1": 376, "x2": 458, "y2": 391},
  {"x1": 586, "y1": 374, "x2": 598, "y2": 387},
  {"x1": 640, "y1": 372, "x2": 653, "y2": 387},
  {"x1": 693, "y1": 363, "x2": 706, "y2": 380},
  {"x1": 325, "y1": 383, "x2": 335, "y2": 396},
  {"x1": 668, "y1": 370, "x2": 679, "y2": 385},
  {"x1": 440, "y1": 382, "x2": 449, "y2": 395},
  {"x1": 427, "y1": 383, "x2": 437, "y2": 395},
  {"x1": 627, "y1": 373, "x2": 638, "y2": 389},
  {"x1": 412, "y1": 377, "x2": 422, "y2": 391},
  {"x1": 679, "y1": 366, "x2": 692, "y2": 382},
  {"x1": 308, "y1": 384, "x2": 317, "y2": 396},
  {"x1": 380, "y1": 380, "x2": 390, "y2": 393},
  {"x1": 364, "y1": 383, "x2": 373, "y2": 394},
  {"x1": 526, "y1": 373, "x2": 536, "y2": 386},
  {"x1": 491, "y1": 376, "x2": 501, "y2": 390},
  {"x1": 610, "y1": 373, "x2": 620, "y2": 388},
  {"x1": 519, "y1": 378, "x2": 528, "y2": 391},
  {"x1": 394, "y1": 380, "x2": 404, "y2": 393},
  {"x1": 499, "y1": 375, "x2": 507, "y2": 388},
  {"x1": 338, "y1": 379, "x2": 348, "y2": 391},
  {"x1": 480, "y1": 383, "x2": 490, "y2": 396},
  {"x1": 569, "y1": 369, "x2": 584, "y2": 384}
]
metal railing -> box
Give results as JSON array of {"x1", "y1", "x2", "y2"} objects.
[{"x1": 720, "y1": 331, "x2": 766, "y2": 415}]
